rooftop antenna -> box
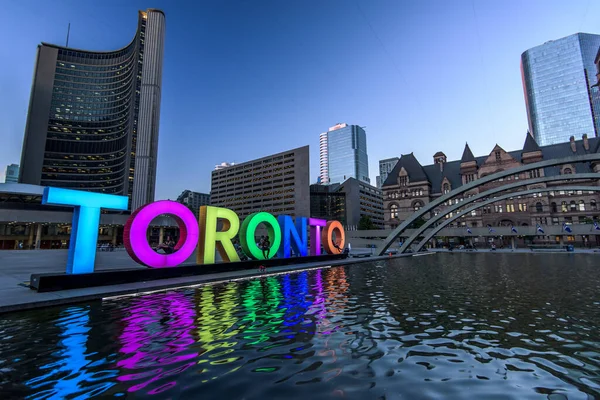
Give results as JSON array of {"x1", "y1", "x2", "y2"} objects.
[{"x1": 66, "y1": 23, "x2": 71, "y2": 47}]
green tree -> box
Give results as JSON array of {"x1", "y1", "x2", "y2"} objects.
[
  {"x1": 408, "y1": 217, "x2": 426, "y2": 229},
  {"x1": 358, "y1": 215, "x2": 376, "y2": 230}
]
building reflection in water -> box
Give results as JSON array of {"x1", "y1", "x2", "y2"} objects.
[
  {"x1": 26, "y1": 306, "x2": 117, "y2": 398},
  {"x1": 117, "y1": 291, "x2": 198, "y2": 395}
]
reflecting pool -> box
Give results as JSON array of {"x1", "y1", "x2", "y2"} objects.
[{"x1": 1, "y1": 253, "x2": 600, "y2": 399}]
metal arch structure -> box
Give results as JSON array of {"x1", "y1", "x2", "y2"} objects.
[
  {"x1": 414, "y1": 185, "x2": 600, "y2": 252},
  {"x1": 377, "y1": 153, "x2": 600, "y2": 255},
  {"x1": 397, "y1": 173, "x2": 599, "y2": 253}
]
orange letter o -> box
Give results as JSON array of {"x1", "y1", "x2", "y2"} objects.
[{"x1": 321, "y1": 220, "x2": 346, "y2": 254}]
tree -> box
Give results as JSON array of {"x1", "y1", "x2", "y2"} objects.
[
  {"x1": 408, "y1": 217, "x2": 426, "y2": 229},
  {"x1": 358, "y1": 215, "x2": 376, "y2": 230}
]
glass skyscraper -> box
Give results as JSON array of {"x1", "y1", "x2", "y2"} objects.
[
  {"x1": 4, "y1": 164, "x2": 19, "y2": 183},
  {"x1": 19, "y1": 9, "x2": 165, "y2": 210},
  {"x1": 320, "y1": 123, "x2": 370, "y2": 185},
  {"x1": 521, "y1": 33, "x2": 600, "y2": 146},
  {"x1": 377, "y1": 157, "x2": 399, "y2": 188}
]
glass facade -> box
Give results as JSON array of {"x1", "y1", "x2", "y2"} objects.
[
  {"x1": 309, "y1": 184, "x2": 346, "y2": 225},
  {"x1": 4, "y1": 164, "x2": 19, "y2": 183},
  {"x1": 326, "y1": 124, "x2": 370, "y2": 185},
  {"x1": 521, "y1": 33, "x2": 600, "y2": 146},
  {"x1": 42, "y1": 29, "x2": 144, "y2": 195},
  {"x1": 20, "y1": 9, "x2": 165, "y2": 210},
  {"x1": 378, "y1": 157, "x2": 399, "y2": 188}
]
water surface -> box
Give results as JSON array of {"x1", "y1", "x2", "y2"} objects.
[{"x1": 1, "y1": 252, "x2": 600, "y2": 399}]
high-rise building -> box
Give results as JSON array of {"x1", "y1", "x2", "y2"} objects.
[
  {"x1": 4, "y1": 164, "x2": 19, "y2": 183},
  {"x1": 376, "y1": 157, "x2": 399, "y2": 188},
  {"x1": 210, "y1": 146, "x2": 310, "y2": 220},
  {"x1": 319, "y1": 123, "x2": 370, "y2": 185},
  {"x1": 176, "y1": 190, "x2": 210, "y2": 217},
  {"x1": 521, "y1": 33, "x2": 600, "y2": 146},
  {"x1": 19, "y1": 9, "x2": 166, "y2": 210},
  {"x1": 319, "y1": 131, "x2": 329, "y2": 184}
]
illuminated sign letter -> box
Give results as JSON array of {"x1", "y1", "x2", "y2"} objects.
[
  {"x1": 197, "y1": 206, "x2": 240, "y2": 264},
  {"x1": 321, "y1": 220, "x2": 346, "y2": 254},
  {"x1": 277, "y1": 215, "x2": 308, "y2": 258},
  {"x1": 308, "y1": 218, "x2": 327, "y2": 256},
  {"x1": 124, "y1": 201, "x2": 199, "y2": 268},
  {"x1": 42, "y1": 187, "x2": 128, "y2": 274},
  {"x1": 240, "y1": 212, "x2": 282, "y2": 260}
]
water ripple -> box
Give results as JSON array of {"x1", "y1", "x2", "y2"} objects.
[{"x1": 0, "y1": 253, "x2": 599, "y2": 399}]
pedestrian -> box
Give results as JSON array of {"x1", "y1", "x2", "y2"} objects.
[{"x1": 262, "y1": 236, "x2": 271, "y2": 259}]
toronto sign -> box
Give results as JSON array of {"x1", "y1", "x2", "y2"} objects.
[{"x1": 41, "y1": 187, "x2": 346, "y2": 274}]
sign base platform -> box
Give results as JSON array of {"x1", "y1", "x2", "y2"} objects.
[{"x1": 30, "y1": 253, "x2": 347, "y2": 292}]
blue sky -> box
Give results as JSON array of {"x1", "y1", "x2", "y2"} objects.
[{"x1": 0, "y1": 0, "x2": 599, "y2": 198}]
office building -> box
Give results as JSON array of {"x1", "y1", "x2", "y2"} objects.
[
  {"x1": 319, "y1": 131, "x2": 329, "y2": 184},
  {"x1": 310, "y1": 177, "x2": 384, "y2": 230},
  {"x1": 176, "y1": 190, "x2": 210, "y2": 217},
  {"x1": 376, "y1": 157, "x2": 399, "y2": 188},
  {"x1": 4, "y1": 164, "x2": 19, "y2": 183},
  {"x1": 210, "y1": 146, "x2": 310, "y2": 220},
  {"x1": 521, "y1": 33, "x2": 600, "y2": 146},
  {"x1": 319, "y1": 123, "x2": 370, "y2": 185},
  {"x1": 310, "y1": 183, "x2": 345, "y2": 224},
  {"x1": 19, "y1": 9, "x2": 166, "y2": 210}
]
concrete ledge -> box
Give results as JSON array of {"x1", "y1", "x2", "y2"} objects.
[
  {"x1": 1, "y1": 254, "x2": 416, "y2": 315},
  {"x1": 30, "y1": 254, "x2": 347, "y2": 292}
]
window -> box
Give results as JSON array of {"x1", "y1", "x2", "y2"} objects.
[
  {"x1": 413, "y1": 201, "x2": 423, "y2": 211},
  {"x1": 563, "y1": 168, "x2": 572, "y2": 175},
  {"x1": 495, "y1": 204, "x2": 503, "y2": 213},
  {"x1": 519, "y1": 203, "x2": 527, "y2": 212},
  {"x1": 552, "y1": 217, "x2": 559, "y2": 225},
  {"x1": 528, "y1": 169, "x2": 541, "y2": 179},
  {"x1": 399, "y1": 176, "x2": 408, "y2": 186},
  {"x1": 507, "y1": 204, "x2": 515, "y2": 212},
  {"x1": 570, "y1": 201, "x2": 577, "y2": 212},
  {"x1": 495, "y1": 151, "x2": 501, "y2": 161},
  {"x1": 536, "y1": 202, "x2": 543, "y2": 213},
  {"x1": 561, "y1": 201, "x2": 567, "y2": 212},
  {"x1": 442, "y1": 183, "x2": 450, "y2": 194},
  {"x1": 579, "y1": 200, "x2": 585, "y2": 211},
  {"x1": 550, "y1": 202, "x2": 557, "y2": 213},
  {"x1": 591, "y1": 200, "x2": 597, "y2": 211},
  {"x1": 471, "y1": 210, "x2": 477, "y2": 217},
  {"x1": 390, "y1": 204, "x2": 398, "y2": 219}
]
